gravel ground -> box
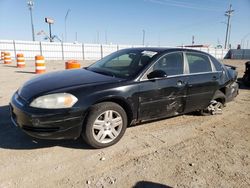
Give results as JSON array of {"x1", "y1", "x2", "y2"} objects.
[{"x1": 0, "y1": 59, "x2": 249, "y2": 188}]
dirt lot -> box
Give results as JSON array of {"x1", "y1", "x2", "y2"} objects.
[{"x1": 0, "y1": 59, "x2": 249, "y2": 188}]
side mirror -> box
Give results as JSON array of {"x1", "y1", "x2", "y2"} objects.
[{"x1": 147, "y1": 70, "x2": 167, "y2": 79}]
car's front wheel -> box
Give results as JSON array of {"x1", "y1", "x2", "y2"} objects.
[{"x1": 82, "y1": 102, "x2": 127, "y2": 148}]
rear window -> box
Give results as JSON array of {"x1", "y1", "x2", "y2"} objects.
[{"x1": 186, "y1": 53, "x2": 212, "y2": 73}]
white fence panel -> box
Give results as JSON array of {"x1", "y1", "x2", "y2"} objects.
[
  {"x1": 118, "y1": 44, "x2": 133, "y2": 50},
  {"x1": 102, "y1": 44, "x2": 118, "y2": 57},
  {"x1": 15, "y1": 41, "x2": 41, "y2": 60},
  {"x1": 0, "y1": 40, "x2": 229, "y2": 61},
  {"x1": 0, "y1": 40, "x2": 16, "y2": 59},
  {"x1": 42, "y1": 42, "x2": 62, "y2": 60},
  {"x1": 63, "y1": 43, "x2": 83, "y2": 60},
  {"x1": 84, "y1": 44, "x2": 102, "y2": 60}
]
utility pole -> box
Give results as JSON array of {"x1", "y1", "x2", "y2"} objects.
[
  {"x1": 64, "y1": 9, "x2": 71, "y2": 42},
  {"x1": 224, "y1": 4, "x2": 234, "y2": 49},
  {"x1": 142, "y1": 29, "x2": 145, "y2": 46},
  {"x1": 97, "y1": 31, "x2": 100, "y2": 44},
  {"x1": 27, "y1": 0, "x2": 35, "y2": 41},
  {"x1": 105, "y1": 31, "x2": 108, "y2": 44},
  {"x1": 75, "y1": 32, "x2": 78, "y2": 42}
]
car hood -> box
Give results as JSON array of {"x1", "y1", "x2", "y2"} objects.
[{"x1": 18, "y1": 68, "x2": 121, "y2": 101}]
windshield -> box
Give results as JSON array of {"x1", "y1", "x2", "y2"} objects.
[{"x1": 87, "y1": 49, "x2": 159, "y2": 79}]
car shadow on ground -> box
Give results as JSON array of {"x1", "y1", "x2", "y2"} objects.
[
  {"x1": 133, "y1": 181, "x2": 172, "y2": 188},
  {"x1": 0, "y1": 105, "x2": 92, "y2": 150},
  {"x1": 15, "y1": 70, "x2": 35, "y2": 74},
  {"x1": 4, "y1": 65, "x2": 17, "y2": 68}
]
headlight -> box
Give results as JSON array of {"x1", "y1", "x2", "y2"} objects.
[{"x1": 30, "y1": 93, "x2": 78, "y2": 109}]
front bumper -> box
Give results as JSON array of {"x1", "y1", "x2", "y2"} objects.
[{"x1": 10, "y1": 92, "x2": 85, "y2": 140}]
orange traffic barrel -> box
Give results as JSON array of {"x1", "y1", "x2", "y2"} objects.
[
  {"x1": 16, "y1": 53, "x2": 25, "y2": 68},
  {"x1": 65, "y1": 60, "x2": 81, "y2": 69},
  {"x1": 4, "y1": 52, "x2": 11, "y2": 64},
  {"x1": 1, "y1": 52, "x2": 5, "y2": 61},
  {"x1": 35, "y1": 55, "x2": 46, "y2": 74}
]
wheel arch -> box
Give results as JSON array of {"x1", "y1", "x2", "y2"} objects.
[
  {"x1": 93, "y1": 96, "x2": 135, "y2": 126},
  {"x1": 213, "y1": 90, "x2": 226, "y2": 104}
]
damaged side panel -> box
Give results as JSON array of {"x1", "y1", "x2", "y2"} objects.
[{"x1": 138, "y1": 75, "x2": 188, "y2": 121}]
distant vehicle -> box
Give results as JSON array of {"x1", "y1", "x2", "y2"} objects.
[
  {"x1": 243, "y1": 61, "x2": 250, "y2": 86},
  {"x1": 10, "y1": 48, "x2": 239, "y2": 148}
]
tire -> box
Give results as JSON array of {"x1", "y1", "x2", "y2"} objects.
[
  {"x1": 82, "y1": 102, "x2": 127, "y2": 149},
  {"x1": 200, "y1": 90, "x2": 225, "y2": 116}
]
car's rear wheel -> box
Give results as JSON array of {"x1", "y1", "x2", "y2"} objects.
[
  {"x1": 200, "y1": 90, "x2": 225, "y2": 115},
  {"x1": 82, "y1": 102, "x2": 127, "y2": 148}
]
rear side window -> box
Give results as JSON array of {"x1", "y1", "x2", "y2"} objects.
[
  {"x1": 153, "y1": 52, "x2": 184, "y2": 76},
  {"x1": 210, "y1": 56, "x2": 223, "y2": 71},
  {"x1": 186, "y1": 53, "x2": 212, "y2": 73}
]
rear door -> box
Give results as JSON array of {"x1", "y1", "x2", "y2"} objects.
[
  {"x1": 138, "y1": 52, "x2": 188, "y2": 120},
  {"x1": 184, "y1": 52, "x2": 220, "y2": 113}
]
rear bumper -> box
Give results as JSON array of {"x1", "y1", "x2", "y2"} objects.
[
  {"x1": 225, "y1": 81, "x2": 239, "y2": 102},
  {"x1": 10, "y1": 93, "x2": 85, "y2": 140}
]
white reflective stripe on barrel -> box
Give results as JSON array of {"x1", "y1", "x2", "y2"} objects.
[
  {"x1": 35, "y1": 60, "x2": 45, "y2": 63},
  {"x1": 36, "y1": 66, "x2": 46, "y2": 70}
]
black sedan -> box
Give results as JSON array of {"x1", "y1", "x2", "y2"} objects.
[{"x1": 10, "y1": 48, "x2": 239, "y2": 148}]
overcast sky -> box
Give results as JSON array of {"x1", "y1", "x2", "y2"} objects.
[{"x1": 0, "y1": 0, "x2": 249, "y2": 48}]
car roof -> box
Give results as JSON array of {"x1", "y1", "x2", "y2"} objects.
[{"x1": 125, "y1": 47, "x2": 210, "y2": 56}]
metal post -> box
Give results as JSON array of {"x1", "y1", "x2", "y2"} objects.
[
  {"x1": 82, "y1": 43, "x2": 85, "y2": 60},
  {"x1": 142, "y1": 29, "x2": 145, "y2": 46},
  {"x1": 61, "y1": 42, "x2": 64, "y2": 60},
  {"x1": 105, "y1": 31, "x2": 107, "y2": 44},
  {"x1": 64, "y1": 9, "x2": 70, "y2": 42},
  {"x1": 27, "y1": 1, "x2": 35, "y2": 41},
  {"x1": 13, "y1": 40, "x2": 17, "y2": 61},
  {"x1": 49, "y1": 23, "x2": 52, "y2": 42},
  {"x1": 97, "y1": 31, "x2": 100, "y2": 44},
  {"x1": 39, "y1": 41, "x2": 43, "y2": 56},
  {"x1": 100, "y1": 45, "x2": 103, "y2": 59}
]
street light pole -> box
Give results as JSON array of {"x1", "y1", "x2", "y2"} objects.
[
  {"x1": 64, "y1": 9, "x2": 71, "y2": 42},
  {"x1": 142, "y1": 29, "x2": 145, "y2": 46},
  {"x1": 27, "y1": 0, "x2": 35, "y2": 41}
]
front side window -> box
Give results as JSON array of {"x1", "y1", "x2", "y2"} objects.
[
  {"x1": 153, "y1": 52, "x2": 184, "y2": 76},
  {"x1": 88, "y1": 49, "x2": 158, "y2": 78},
  {"x1": 186, "y1": 53, "x2": 212, "y2": 73}
]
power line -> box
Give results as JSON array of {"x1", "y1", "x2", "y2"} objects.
[{"x1": 146, "y1": 0, "x2": 223, "y2": 12}]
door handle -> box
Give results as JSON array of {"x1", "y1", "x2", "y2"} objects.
[
  {"x1": 176, "y1": 80, "x2": 185, "y2": 87},
  {"x1": 212, "y1": 76, "x2": 218, "y2": 80}
]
